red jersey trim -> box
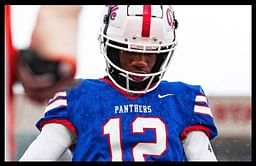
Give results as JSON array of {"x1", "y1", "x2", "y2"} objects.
[
  {"x1": 180, "y1": 125, "x2": 211, "y2": 140},
  {"x1": 38, "y1": 118, "x2": 78, "y2": 138},
  {"x1": 100, "y1": 77, "x2": 142, "y2": 100}
]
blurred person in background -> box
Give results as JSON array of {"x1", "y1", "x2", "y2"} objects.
[{"x1": 5, "y1": 5, "x2": 81, "y2": 160}]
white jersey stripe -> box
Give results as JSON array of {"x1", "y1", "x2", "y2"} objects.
[
  {"x1": 194, "y1": 105, "x2": 213, "y2": 117},
  {"x1": 48, "y1": 91, "x2": 67, "y2": 103},
  {"x1": 195, "y1": 95, "x2": 208, "y2": 103},
  {"x1": 45, "y1": 99, "x2": 67, "y2": 113}
]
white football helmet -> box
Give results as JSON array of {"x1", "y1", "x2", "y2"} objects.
[{"x1": 98, "y1": 5, "x2": 178, "y2": 94}]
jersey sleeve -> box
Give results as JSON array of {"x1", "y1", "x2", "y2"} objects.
[
  {"x1": 180, "y1": 85, "x2": 218, "y2": 141},
  {"x1": 36, "y1": 91, "x2": 77, "y2": 138}
]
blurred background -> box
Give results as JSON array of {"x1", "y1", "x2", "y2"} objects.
[{"x1": 6, "y1": 5, "x2": 251, "y2": 161}]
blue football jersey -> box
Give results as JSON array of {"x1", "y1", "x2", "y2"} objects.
[{"x1": 36, "y1": 78, "x2": 218, "y2": 161}]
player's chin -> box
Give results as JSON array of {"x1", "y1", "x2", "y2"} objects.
[
  {"x1": 129, "y1": 69, "x2": 149, "y2": 82},
  {"x1": 130, "y1": 75, "x2": 146, "y2": 82}
]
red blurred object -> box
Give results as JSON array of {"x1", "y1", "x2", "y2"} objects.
[{"x1": 5, "y1": 5, "x2": 18, "y2": 160}]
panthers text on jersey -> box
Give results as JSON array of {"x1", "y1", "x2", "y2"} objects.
[{"x1": 36, "y1": 77, "x2": 218, "y2": 161}]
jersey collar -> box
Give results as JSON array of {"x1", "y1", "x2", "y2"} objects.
[{"x1": 100, "y1": 77, "x2": 143, "y2": 100}]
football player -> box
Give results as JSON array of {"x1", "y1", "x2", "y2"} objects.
[{"x1": 20, "y1": 5, "x2": 218, "y2": 161}]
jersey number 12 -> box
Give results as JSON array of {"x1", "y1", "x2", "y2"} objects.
[{"x1": 103, "y1": 116, "x2": 167, "y2": 161}]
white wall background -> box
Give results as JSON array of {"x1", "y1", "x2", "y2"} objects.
[{"x1": 11, "y1": 5, "x2": 251, "y2": 96}]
